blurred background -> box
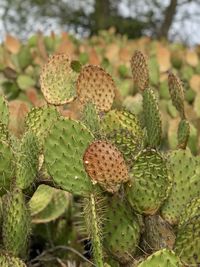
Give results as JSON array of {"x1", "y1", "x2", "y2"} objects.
[{"x1": 0, "y1": 0, "x2": 200, "y2": 45}]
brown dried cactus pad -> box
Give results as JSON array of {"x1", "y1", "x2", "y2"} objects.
[
  {"x1": 131, "y1": 50, "x2": 149, "y2": 91},
  {"x1": 83, "y1": 140, "x2": 129, "y2": 193},
  {"x1": 40, "y1": 53, "x2": 77, "y2": 105},
  {"x1": 76, "y1": 65, "x2": 116, "y2": 111}
]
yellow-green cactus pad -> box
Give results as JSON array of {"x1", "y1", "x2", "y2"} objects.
[
  {"x1": 126, "y1": 149, "x2": 170, "y2": 215},
  {"x1": 137, "y1": 249, "x2": 183, "y2": 267},
  {"x1": 44, "y1": 118, "x2": 94, "y2": 196},
  {"x1": 175, "y1": 216, "x2": 200, "y2": 266},
  {"x1": 0, "y1": 140, "x2": 14, "y2": 196},
  {"x1": 40, "y1": 53, "x2": 77, "y2": 105},
  {"x1": 29, "y1": 184, "x2": 55, "y2": 216},
  {"x1": 25, "y1": 106, "x2": 60, "y2": 150},
  {"x1": 161, "y1": 149, "x2": 200, "y2": 225},
  {"x1": 143, "y1": 88, "x2": 162, "y2": 147},
  {"x1": 2, "y1": 188, "x2": 31, "y2": 258},
  {"x1": 16, "y1": 131, "x2": 39, "y2": 189},
  {"x1": 32, "y1": 189, "x2": 70, "y2": 223},
  {"x1": 168, "y1": 72, "x2": 185, "y2": 119}
]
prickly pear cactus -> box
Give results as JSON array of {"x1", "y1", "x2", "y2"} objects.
[
  {"x1": 161, "y1": 149, "x2": 200, "y2": 225},
  {"x1": 0, "y1": 140, "x2": 14, "y2": 196},
  {"x1": 44, "y1": 118, "x2": 94, "y2": 196},
  {"x1": 103, "y1": 196, "x2": 141, "y2": 264},
  {"x1": 83, "y1": 140, "x2": 129, "y2": 193},
  {"x1": 174, "y1": 197, "x2": 200, "y2": 266},
  {"x1": 2, "y1": 188, "x2": 31, "y2": 258},
  {"x1": 168, "y1": 72, "x2": 185, "y2": 119},
  {"x1": 31, "y1": 189, "x2": 70, "y2": 224},
  {"x1": 137, "y1": 249, "x2": 183, "y2": 267},
  {"x1": 101, "y1": 109, "x2": 144, "y2": 162},
  {"x1": 131, "y1": 50, "x2": 149, "y2": 92},
  {"x1": 76, "y1": 65, "x2": 116, "y2": 111},
  {"x1": 15, "y1": 131, "x2": 39, "y2": 189},
  {"x1": 126, "y1": 149, "x2": 171, "y2": 215},
  {"x1": 40, "y1": 53, "x2": 77, "y2": 105},
  {"x1": 25, "y1": 106, "x2": 60, "y2": 150},
  {"x1": 143, "y1": 88, "x2": 162, "y2": 147},
  {"x1": 177, "y1": 119, "x2": 190, "y2": 149}
]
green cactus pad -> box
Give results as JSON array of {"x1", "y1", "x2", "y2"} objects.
[
  {"x1": 103, "y1": 196, "x2": 140, "y2": 264},
  {"x1": 44, "y1": 118, "x2": 94, "y2": 196},
  {"x1": 175, "y1": 216, "x2": 200, "y2": 266},
  {"x1": 32, "y1": 189, "x2": 70, "y2": 223},
  {"x1": 179, "y1": 197, "x2": 200, "y2": 228},
  {"x1": 137, "y1": 249, "x2": 183, "y2": 267},
  {"x1": 2, "y1": 188, "x2": 31, "y2": 258},
  {"x1": 0, "y1": 251, "x2": 27, "y2": 266},
  {"x1": 161, "y1": 149, "x2": 200, "y2": 225},
  {"x1": 0, "y1": 95, "x2": 9, "y2": 126},
  {"x1": 126, "y1": 149, "x2": 170, "y2": 215},
  {"x1": 16, "y1": 132, "x2": 39, "y2": 189},
  {"x1": 81, "y1": 102, "x2": 101, "y2": 135},
  {"x1": 168, "y1": 72, "x2": 185, "y2": 119},
  {"x1": 177, "y1": 119, "x2": 190, "y2": 149},
  {"x1": 101, "y1": 110, "x2": 144, "y2": 162},
  {"x1": 0, "y1": 140, "x2": 14, "y2": 196},
  {"x1": 143, "y1": 88, "x2": 162, "y2": 147},
  {"x1": 29, "y1": 184, "x2": 55, "y2": 216},
  {"x1": 40, "y1": 53, "x2": 77, "y2": 105},
  {"x1": 25, "y1": 106, "x2": 60, "y2": 150}
]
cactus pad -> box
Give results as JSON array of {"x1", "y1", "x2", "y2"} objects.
[
  {"x1": 0, "y1": 140, "x2": 14, "y2": 196},
  {"x1": 29, "y1": 184, "x2": 55, "y2": 216},
  {"x1": 76, "y1": 65, "x2": 116, "y2": 111},
  {"x1": 16, "y1": 131, "x2": 39, "y2": 189},
  {"x1": 32, "y1": 189, "x2": 70, "y2": 223},
  {"x1": 161, "y1": 149, "x2": 200, "y2": 225},
  {"x1": 101, "y1": 110, "x2": 144, "y2": 162},
  {"x1": 2, "y1": 188, "x2": 31, "y2": 257},
  {"x1": 130, "y1": 50, "x2": 149, "y2": 91},
  {"x1": 137, "y1": 249, "x2": 183, "y2": 267},
  {"x1": 44, "y1": 118, "x2": 94, "y2": 196},
  {"x1": 168, "y1": 72, "x2": 185, "y2": 119},
  {"x1": 126, "y1": 149, "x2": 170, "y2": 215},
  {"x1": 143, "y1": 89, "x2": 162, "y2": 147},
  {"x1": 103, "y1": 196, "x2": 140, "y2": 264},
  {"x1": 81, "y1": 102, "x2": 101, "y2": 135},
  {"x1": 175, "y1": 215, "x2": 200, "y2": 266},
  {"x1": 177, "y1": 119, "x2": 190, "y2": 149},
  {"x1": 25, "y1": 106, "x2": 60, "y2": 150},
  {"x1": 40, "y1": 53, "x2": 77, "y2": 105},
  {"x1": 83, "y1": 140, "x2": 129, "y2": 193}
]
